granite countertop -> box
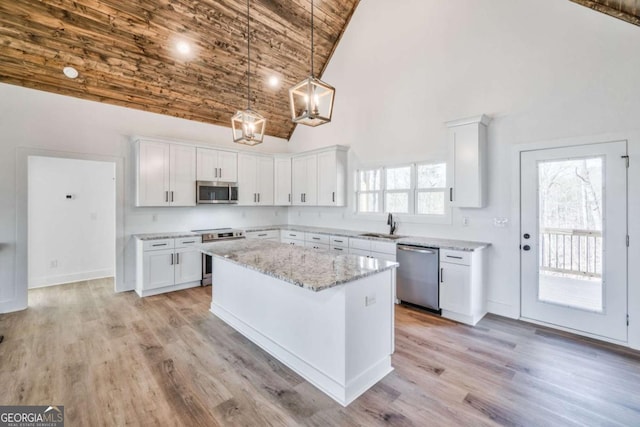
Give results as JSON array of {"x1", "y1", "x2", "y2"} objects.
[
  {"x1": 199, "y1": 239, "x2": 398, "y2": 292},
  {"x1": 133, "y1": 231, "x2": 202, "y2": 241},
  {"x1": 244, "y1": 225, "x2": 490, "y2": 251}
]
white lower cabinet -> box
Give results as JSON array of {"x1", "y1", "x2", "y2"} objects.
[
  {"x1": 439, "y1": 248, "x2": 485, "y2": 325},
  {"x1": 348, "y1": 238, "x2": 397, "y2": 262},
  {"x1": 246, "y1": 230, "x2": 280, "y2": 241},
  {"x1": 136, "y1": 236, "x2": 202, "y2": 297}
]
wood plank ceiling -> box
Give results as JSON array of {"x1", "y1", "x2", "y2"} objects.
[
  {"x1": 570, "y1": 0, "x2": 640, "y2": 26},
  {"x1": 0, "y1": 0, "x2": 359, "y2": 140}
]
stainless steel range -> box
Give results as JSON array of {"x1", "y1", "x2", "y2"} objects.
[{"x1": 193, "y1": 228, "x2": 245, "y2": 286}]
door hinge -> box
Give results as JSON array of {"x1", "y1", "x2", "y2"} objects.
[
  {"x1": 622, "y1": 155, "x2": 629, "y2": 168},
  {"x1": 627, "y1": 235, "x2": 630, "y2": 247},
  {"x1": 627, "y1": 314, "x2": 630, "y2": 326}
]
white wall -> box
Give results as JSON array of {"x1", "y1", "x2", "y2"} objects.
[
  {"x1": 286, "y1": 0, "x2": 640, "y2": 348},
  {"x1": 28, "y1": 156, "x2": 116, "y2": 288},
  {"x1": 0, "y1": 83, "x2": 289, "y2": 312}
]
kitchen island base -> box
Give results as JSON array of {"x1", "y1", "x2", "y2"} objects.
[{"x1": 210, "y1": 257, "x2": 395, "y2": 406}]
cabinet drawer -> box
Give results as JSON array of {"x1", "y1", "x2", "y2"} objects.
[
  {"x1": 330, "y1": 246, "x2": 347, "y2": 254},
  {"x1": 440, "y1": 249, "x2": 471, "y2": 265},
  {"x1": 143, "y1": 239, "x2": 175, "y2": 251},
  {"x1": 329, "y1": 236, "x2": 349, "y2": 248},
  {"x1": 305, "y1": 241, "x2": 329, "y2": 251},
  {"x1": 175, "y1": 236, "x2": 202, "y2": 248},
  {"x1": 371, "y1": 240, "x2": 396, "y2": 255},
  {"x1": 281, "y1": 238, "x2": 304, "y2": 246},
  {"x1": 305, "y1": 233, "x2": 330, "y2": 244},
  {"x1": 282, "y1": 230, "x2": 304, "y2": 240},
  {"x1": 246, "y1": 230, "x2": 279, "y2": 240},
  {"x1": 349, "y1": 238, "x2": 372, "y2": 251},
  {"x1": 349, "y1": 248, "x2": 371, "y2": 257}
]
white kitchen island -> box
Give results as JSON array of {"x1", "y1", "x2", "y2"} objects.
[{"x1": 199, "y1": 239, "x2": 398, "y2": 407}]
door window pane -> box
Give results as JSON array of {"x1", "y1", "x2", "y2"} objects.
[
  {"x1": 417, "y1": 163, "x2": 446, "y2": 188},
  {"x1": 416, "y1": 191, "x2": 445, "y2": 215},
  {"x1": 385, "y1": 192, "x2": 409, "y2": 213},
  {"x1": 538, "y1": 157, "x2": 603, "y2": 312},
  {"x1": 386, "y1": 166, "x2": 411, "y2": 190}
]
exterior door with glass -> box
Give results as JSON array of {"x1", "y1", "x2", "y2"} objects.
[{"x1": 520, "y1": 141, "x2": 628, "y2": 342}]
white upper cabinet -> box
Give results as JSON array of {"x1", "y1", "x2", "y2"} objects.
[
  {"x1": 238, "y1": 153, "x2": 274, "y2": 206},
  {"x1": 196, "y1": 148, "x2": 238, "y2": 182},
  {"x1": 317, "y1": 147, "x2": 348, "y2": 206},
  {"x1": 274, "y1": 156, "x2": 292, "y2": 206},
  {"x1": 292, "y1": 154, "x2": 318, "y2": 205},
  {"x1": 446, "y1": 115, "x2": 490, "y2": 208},
  {"x1": 136, "y1": 139, "x2": 195, "y2": 207}
]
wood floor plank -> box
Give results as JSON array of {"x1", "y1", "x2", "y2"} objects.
[{"x1": 1, "y1": 279, "x2": 639, "y2": 426}]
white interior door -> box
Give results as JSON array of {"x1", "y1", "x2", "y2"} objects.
[{"x1": 521, "y1": 141, "x2": 628, "y2": 342}]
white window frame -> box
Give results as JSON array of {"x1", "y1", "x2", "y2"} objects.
[
  {"x1": 355, "y1": 168, "x2": 383, "y2": 214},
  {"x1": 415, "y1": 161, "x2": 449, "y2": 217},
  {"x1": 384, "y1": 164, "x2": 414, "y2": 214},
  {"x1": 353, "y1": 161, "x2": 452, "y2": 225}
]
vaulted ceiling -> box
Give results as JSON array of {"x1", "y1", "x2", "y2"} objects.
[
  {"x1": 0, "y1": 0, "x2": 359, "y2": 140},
  {"x1": 570, "y1": 0, "x2": 640, "y2": 26}
]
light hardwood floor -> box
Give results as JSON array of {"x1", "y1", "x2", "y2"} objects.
[{"x1": 1, "y1": 278, "x2": 639, "y2": 426}]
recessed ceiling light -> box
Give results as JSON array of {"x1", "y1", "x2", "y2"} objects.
[
  {"x1": 176, "y1": 41, "x2": 191, "y2": 55},
  {"x1": 63, "y1": 66, "x2": 78, "y2": 79},
  {"x1": 268, "y1": 76, "x2": 279, "y2": 87}
]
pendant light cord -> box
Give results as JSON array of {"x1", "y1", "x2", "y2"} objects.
[
  {"x1": 310, "y1": 0, "x2": 314, "y2": 77},
  {"x1": 247, "y1": 0, "x2": 251, "y2": 110}
]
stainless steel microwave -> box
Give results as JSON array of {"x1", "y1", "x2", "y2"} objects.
[{"x1": 196, "y1": 181, "x2": 238, "y2": 204}]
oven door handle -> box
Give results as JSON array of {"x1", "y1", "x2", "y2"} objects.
[{"x1": 397, "y1": 245, "x2": 436, "y2": 254}]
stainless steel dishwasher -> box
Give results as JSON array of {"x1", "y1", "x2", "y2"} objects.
[{"x1": 396, "y1": 244, "x2": 440, "y2": 312}]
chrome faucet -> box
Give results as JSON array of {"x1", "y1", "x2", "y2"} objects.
[{"x1": 387, "y1": 213, "x2": 397, "y2": 235}]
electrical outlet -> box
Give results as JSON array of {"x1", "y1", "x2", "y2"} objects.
[
  {"x1": 90, "y1": 212, "x2": 98, "y2": 220},
  {"x1": 50, "y1": 259, "x2": 58, "y2": 268},
  {"x1": 462, "y1": 217, "x2": 469, "y2": 226},
  {"x1": 365, "y1": 294, "x2": 377, "y2": 307},
  {"x1": 152, "y1": 214, "x2": 158, "y2": 222}
]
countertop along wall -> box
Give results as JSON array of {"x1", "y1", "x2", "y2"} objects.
[
  {"x1": 0, "y1": 83, "x2": 289, "y2": 312},
  {"x1": 286, "y1": 0, "x2": 640, "y2": 348}
]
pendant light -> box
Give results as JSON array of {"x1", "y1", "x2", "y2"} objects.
[
  {"x1": 289, "y1": 0, "x2": 335, "y2": 127},
  {"x1": 232, "y1": 0, "x2": 266, "y2": 146}
]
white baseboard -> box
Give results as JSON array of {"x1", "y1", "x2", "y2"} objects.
[
  {"x1": 29, "y1": 269, "x2": 114, "y2": 289},
  {"x1": 487, "y1": 299, "x2": 519, "y2": 319},
  {"x1": 135, "y1": 281, "x2": 200, "y2": 297}
]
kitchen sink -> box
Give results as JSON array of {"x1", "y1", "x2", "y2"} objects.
[{"x1": 358, "y1": 233, "x2": 404, "y2": 240}]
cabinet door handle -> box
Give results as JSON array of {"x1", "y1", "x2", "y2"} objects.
[
  {"x1": 176, "y1": 253, "x2": 180, "y2": 264},
  {"x1": 152, "y1": 243, "x2": 167, "y2": 247},
  {"x1": 332, "y1": 191, "x2": 335, "y2": 203},
  {"x1": 288, "y1": 193, "x2": 291, "y2": 202},
  {"x1": 334, "y1": 239, "x2": 343, "y2": 243},
  {"x1": 258, "y1": 233, "x2": 267, "y2": 237},
  {"x1": 440, "y1": 267, "x2": 444, "y2": 283},
  {"x1": 301, "y1": 193, "x2": 303, "y2": 202},
  {"x1": 182, "y1": 240, "x2": 195, "y2": 244},
  {"x1": 258, "y1": 193, "x2": 260, "y2": 203},
  {"x1": 449, "y1": 188, "x2": 453, "y2": 202},
  {"x1": 165, "y1": 191, "x2": 169, "y2": 202},
  {"x1": 312, "y1": 237, "x2": 320, "y2": 240},
  {"x1": 218, "y1": 168, "x2": 222, "y2": 178},
  {"x1": 254, "y1": 193, "x2": 256, "y2": 203},
  {"x1": 214, "y1": 168, "x2": 218, "y2": 178},
  {"x1": 446, "y1": 255, "x2": 463, "y2": 259},
  {"x1": 170, "y1": 254, "x2": 174, "y2": 265},
  {"x1": 171, "y1": 191, "x2": 174, "y2": 202}
]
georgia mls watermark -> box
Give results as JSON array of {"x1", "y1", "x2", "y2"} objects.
[{"x1": 0, "y1": 406, "x2": 64, "y2": 427}]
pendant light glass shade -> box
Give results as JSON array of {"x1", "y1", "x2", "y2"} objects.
[
  {"x1": 232, "y1": 108, "x2": 266, "y2": 146},
  {"x1": 232, "y1": 0, "x2": 266, "y2": 145},
  {"x1": 289, "y1": 0, "x2": 335, "y2": 127}
]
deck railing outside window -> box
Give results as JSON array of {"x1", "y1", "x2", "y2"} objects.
[{"x1": 539, "y1": 228, "x2": 602, "y2": 278}]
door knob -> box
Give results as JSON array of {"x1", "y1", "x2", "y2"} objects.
[
  {"x1": 523, "y1": 233, "x2": 530, "y2": 239},
  {"x1": 522, "y1": 245, "x2": 531, "y2": 251}
]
